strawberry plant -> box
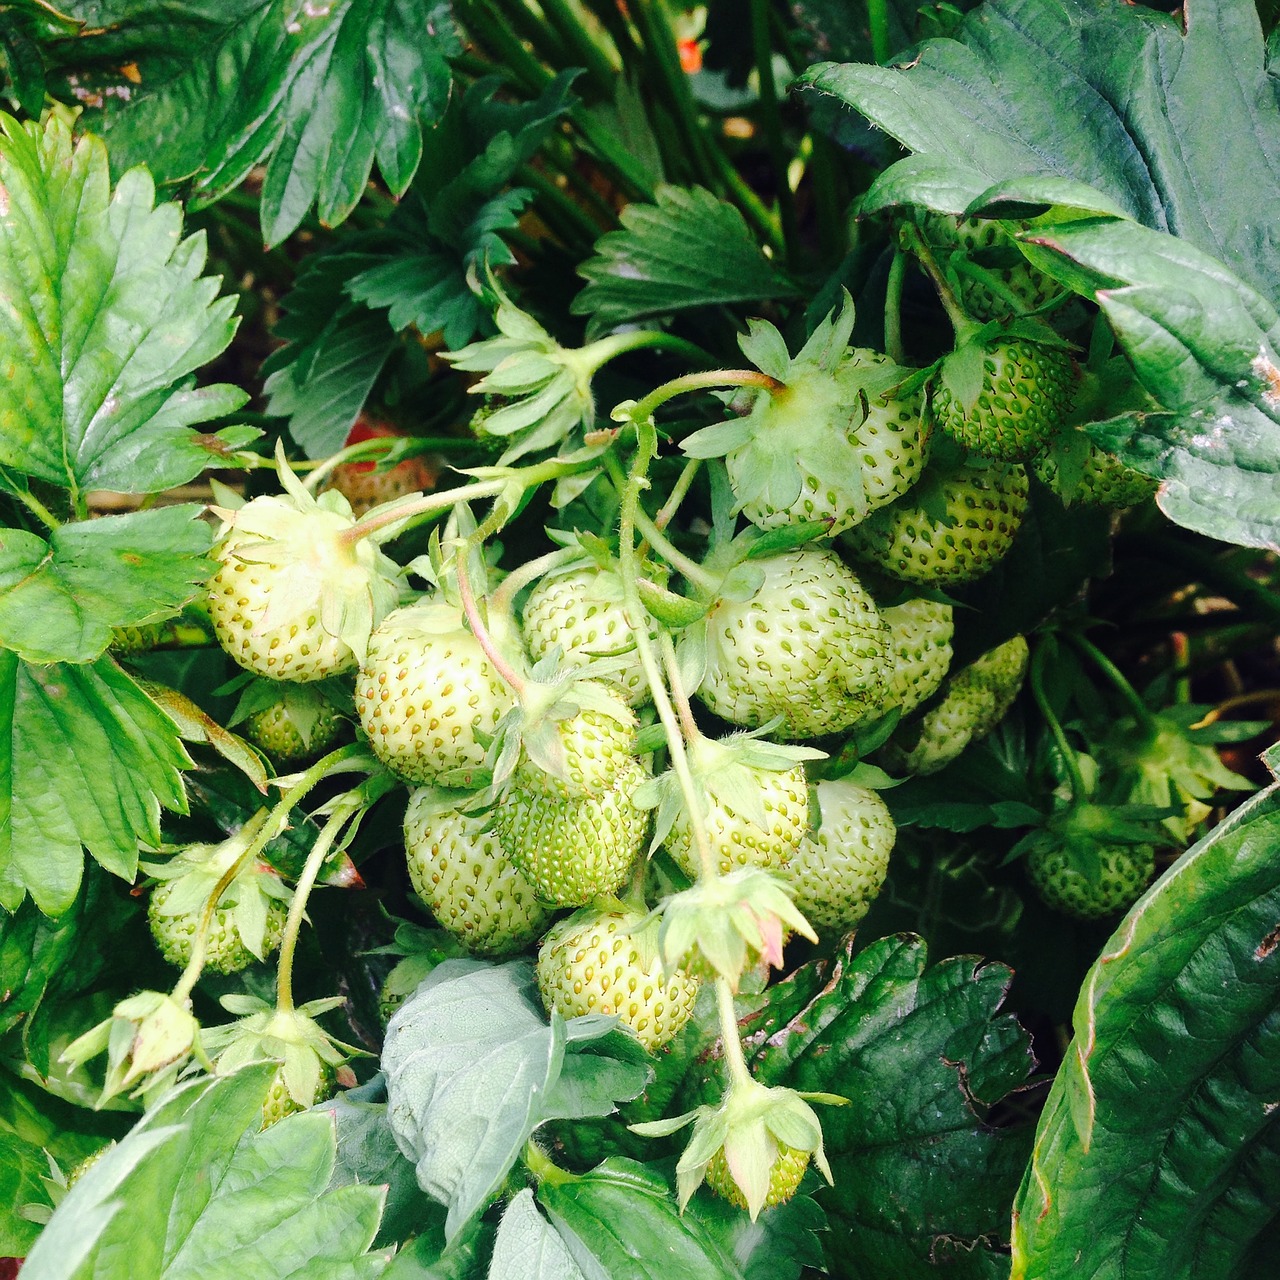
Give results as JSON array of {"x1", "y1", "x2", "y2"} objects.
[{"x1": 3, "y1": 2, "x2": 1280, "y2": 1277}]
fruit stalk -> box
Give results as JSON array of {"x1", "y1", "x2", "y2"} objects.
[
  {"x1": 170, "y1": 744, "x2": 370, "y2": 1004},
  {"x1": 615, "y1": 417, "x2": 717, "y2": 877},
  {"x1": 1028, "y1": 641, "x2": 1088, "y2": 802},
  {"x1": 715, "y1": 977, "x2": 755, "y2": 1091},
  {"x1": 1068, "y1": 633, "x2": 1158, "y2": 731},
  {"x1": 274, "y1": 796, "x2": 363, "y2": 1015},
  {"x1": 454, "y1": 543, "x2": 529, "y2": 695}
]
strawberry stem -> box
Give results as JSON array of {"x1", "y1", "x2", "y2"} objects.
[
  {"x1": 1068, "y1": 632, "x2": 1159, "y2": 733},
  {"x1": 715, "y1": 977, "x2": 754, "y2": 1091},
  {"x1": 616, "y1": 418, "x2": 718, "y2": 882},
  {"x1": 884, "y1": 248, "x2": 907, "y2": 365},
  {"x1": 275, "y1": 797, "x2": 363, "y2": 1015},
  {"x1": 170, "y1": 744, "x2": 370, "y2": 1005},
  {"x1": 454, "y1": 543, "x2": 528, "y2": 696},
  {"x1": 582, "y1": 328, "x2": 717, "y2": 373},
  {"x1": 523, "y1": 1139, "x2": 576, "y2": 1188},
  {"x1": 654, "y1": 458, "x2": 702, "y2": 531},
  {"x1": 899, "y1": 221, "x2": 979, "y2": 343},
  {"x1": 602, "y1": 452, "x2": 718, "y2": 594},
  {"x1": 1029, "y1": 640, "x2": 1088, "y2": 803},
  {"x1": 622, "y1": 369, "x2": 784, "y2": 428}
]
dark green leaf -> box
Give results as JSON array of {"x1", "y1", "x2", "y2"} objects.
[
  {"x1": 262, "y1": 253, "x2": 397, "y2": 458},
  {"x1": 572, "y1": 186, "x2": 798, "y2": 338},
  {"x1": 21, "y1": 1064, "x2": 390, "y2": 1279},
  {"x1": 0, "y1": 1123, "x2": 48, "y2": 1255},
  {"x1": 60, "y1": 0, "x2": 460, "y2": 245},
  {"x1": 802, "y1": 0, "x2": 1280, "y2": 296},
  {"x1": 0, "y1": 10, "x2": 47, "y2": 115},
  {"x1": 684, "y1": 1191, "x2": 827, "y2": 1280},
  {"x1": 0, "y1": 508, "x2": 211, "y2": 664},
  {"x1": 1024, "y1": 217, "x2": 1280, "y2": 548},
  {"x1": 539, "y1": 1158, "x2": 742, "y2": 1280},
  {"x1": 0, "y1": 114, "x2": 243, "y2": 493},
  {"x1": 741, "y1": 936, "x2": 1035, "y2": 1278},
  {"x1": 1011, "y1": 779, "x2": 1280, "y2": 1278},
  {"x1": 382, "y1": 961, "x2": 648, "y2": 1244},
  {"x1": 0, "y1": 652, "x2": 191, "y2": 915}
]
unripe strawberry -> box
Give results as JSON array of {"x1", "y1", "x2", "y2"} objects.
[
  {"x1": 261, "y1": 1061, "x2": 335, "y2": 1128},
  {"x1": 148, "y1": 883, "x2": 287, "y2": 974},
  {"x1": 681, "y1": 301, "x2": 928, "y2": 536},
  {"x1": 918, "y1": 213, "x2": 1065, "y2": 321},
  {"x1": 145, "y1": 824, "x2": 290, "y2": 975},
  {"x1": 697, "y1": 548, "x2": 891, "y2": 739},
  {"x1": 494, "y1": 758, "x2": 650, "y2": 906},
  {"x1": 536, "y1": 905, "x2": 700, "y2": 1051},
  {"x1": 843, "y1": 461, "x2": 1029, "y2": 587},
  {"x1": 1026, "y1": 841, "x2": 1154, "y2": 920},
  {"x1": 522, "y1": 562, "x2": 657, "y2": 707},
  {"x1": 781, "y1": 780, "x2": 895, "y2": 934},
  {"x1": 208, "y1": 472, "x2": 402, "y2": 684},
  {"x1": 933, "y1": 337, "x2": 1074, "y2": 461},
  {"x1": 887, "y1": 635, "x2": 1029, "y2": 775},
  {"x1": 241, "y1": 692, "x2": 342, "y2": 765},
  {"x1": 665, "y1": 760, "x2": 810, "y2": 880},
  {"x1": 880, "y1": 599, "x2": 954, "y2": 717},
  {"x1": 705, "y1": 1144, "x2": 810, "y2": 1211},
  {"x1": 509, "y1": 681, "x2": 639, "y2": 801},
  {"x1": 356, "y1": 596, "x2": 517, "y2": 786},
  {"x1": 1032, "y1": 437, "x2": 1158, "y2": 508},
  {"x1": 404, "y1": 788, "x2": 551, "y2": 956}
]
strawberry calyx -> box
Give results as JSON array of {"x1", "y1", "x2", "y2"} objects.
[
  {"x1": 680, "y1": 294, "x2": 926, "y2": 535},
  {"x1": 630, "y1": 1071, "x2": 843, "y2": 1219},
  {"x1": 657, "y1": 866, "x2": 816, "y2": 990}
]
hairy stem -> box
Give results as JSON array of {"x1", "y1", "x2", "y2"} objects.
[{"x1": 1029, "y1": 641, "x2": 1087, "y2": 802}]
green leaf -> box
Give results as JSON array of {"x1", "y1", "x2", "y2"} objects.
[
  {"x1": 262, "y1": 252, "x2": 397, "y2": 458},
  {"x1": 0, "y1": 113, "x2": 243, "y2": 494},
  {"x1": 684, "y1": 1192, "x2": 827, "y2": 1280},
  {"x1": 21, "y1": 1064, "x2": 390, "y2": 1279},
  {"x1": 1022, "y1": 217, "x2": 1280, "y2": 549},
  {"x1": 60, "y1": 0, "x2": 460, "y2": 246},
  {"x1": 802, "y1": 0, "x2": 1280, "y2": 290},
  {"x1": 0, "y1": 1124, "x2": 49, "y2": 1255},
  {"x1": 0, "y1": 652, "x2": 191, "y2": 915},
  {"x1": 382, "y1": 960, "x2": 649, "y2": 1244},
  {"x1": 491, "y1": 1189, "x2": 587, "y2": 1280},
  {"x1": 752, "y1": 937, "x2": 1035, "y2": 1277},
  {"x1": 1011, "y1": 779, "x2": 1280, "y2": 1278},
  {"x1": 539, "y1": 1158, "x2": 742, "y2": 1280},
  {"x1": 0, "y1": 508, "x2": 212, "y2": 664},
  {"x1": 572, "y1": 186, "x2": 798, "y2": 338}
]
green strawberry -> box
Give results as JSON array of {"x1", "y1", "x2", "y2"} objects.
[
  {"x1": 843, "y1": 460, "x2": 1029, "y2": 587},
  {"x1": 522, "y1": 559, "x2": 657, "y2": 707},
  {"x1": 886, "y1": 635, "x2": 1029, "y2": 775},
  {"x1": 493, "y1": 757, "x2": 650, "y2": 905},
  {"x1": 1026, "y1": 839, "x2": 1155, "y2": 920},
  {"x1": 355, "y1": 595, "x2": 517, "y2": 786},
  {"x1": 705, "y1": 1143, "x2": 810, "y2": 1212},
  {"x1": 492, "y1": 669, "x2": 639, "y2": 801},
  {"x1": 681, "y1": 298, "x2": 928, "y2": 535},
  {"x1": 208, "y1": 458, "x2": 402, "y2": 683},
  {"x1": 404, "y1": 788, "x2": 552, "y2": 956},
  {"x1": 932, "y1": 335, "x2": 1075, "y2": 461},
  {"x1": 1032, "y1": 433, "x2": 1158, "y2": 508},
  {"x1": 536, "y1": 904, "x2": 700, "y2": 1051},
  {"x1": 144, "y1": 821, "x2": 291, "y2": 975},
  {"x1": 262, "y1": 1061, "x2": 335, "y2": 1128},
  {"x1": 651, "y1": 732, "x2": 822, "y2": 880},
  {"x1": 148, "y1": 883, "x2": 288, "y2": 975},
  {"x1": 204, "y1": 997, "x2": 355, "y2": 1129},
  {"x1": 880, "y1": 598, "x2": 954, "y2": 717},
  {"x1": 696, "y1": 547, "x2": 891, "y2": 738},
  {"x1": 235, "y1": 680, "x2": 343, "y2": 765},
  {"x1": 918, "y1": 213, "x2": 1066, "y2": 321},
  {"x1": 781, "y1": 780, "x2": 895, "y2": 934}
]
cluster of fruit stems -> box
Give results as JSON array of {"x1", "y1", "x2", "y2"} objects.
[{"x1": 166, "y1": 366, "x2": 803, "y2": 1163}]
